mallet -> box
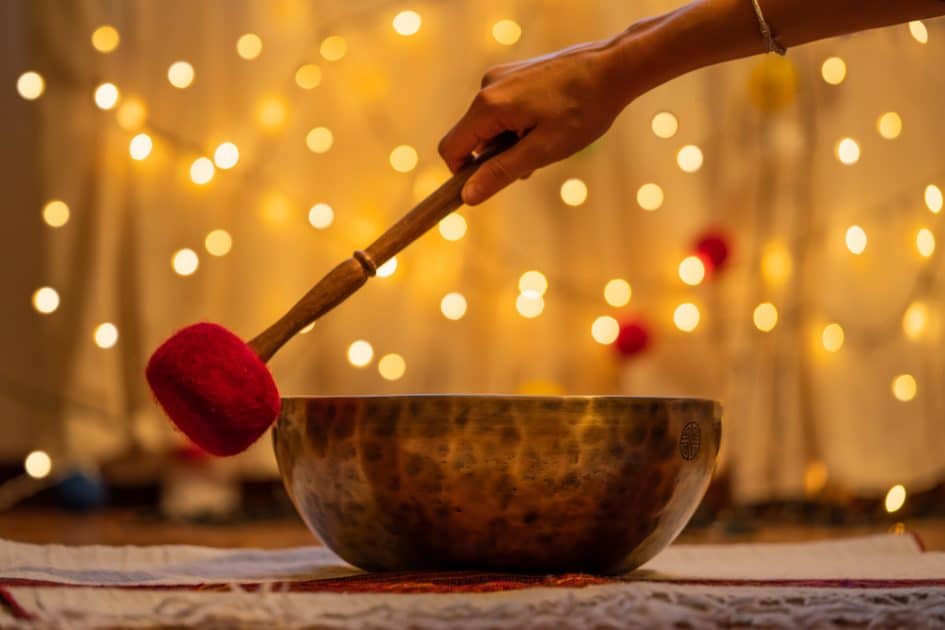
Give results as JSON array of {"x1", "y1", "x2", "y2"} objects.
[{"x1": 146, "y1": 133, "x2": 517, "y2": 456}]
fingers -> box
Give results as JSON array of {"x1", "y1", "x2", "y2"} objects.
[
  {"x1": 438, "y1": 94, "x2": 507, "y2": 174},
  {"x1": 461, "y1": 132, "x2": 548, "y2": 205}
]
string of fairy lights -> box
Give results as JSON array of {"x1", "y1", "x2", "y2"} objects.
[{"x1": 9, "y1": 7, "x2": 942, "y2": 515}]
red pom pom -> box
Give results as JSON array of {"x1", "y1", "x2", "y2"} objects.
[
  {"x1": 615, "y1": 319, "x2": 651, "y2": 358},
  {"x1": 146, "y1": 323, "x2": 280, "y2": 456},
  {"x1": 694, "y1": 232, "x2": 731, "y2": 274}
]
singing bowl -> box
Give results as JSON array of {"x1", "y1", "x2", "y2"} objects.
[{"x1": 273, "y1": 395, "x2": 721, "y2": 574}]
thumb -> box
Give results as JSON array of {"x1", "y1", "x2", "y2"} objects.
[{"x1": 462, "y1": 133, "x2": 546, "y2": 205}]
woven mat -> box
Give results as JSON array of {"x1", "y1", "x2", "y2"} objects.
[{"x1": 2, "y1": 534, "x2": 944, "y2": 628}]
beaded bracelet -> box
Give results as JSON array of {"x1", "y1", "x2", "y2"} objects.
[{"x1": 750, "y1": 0, "x2": 787, "y2": 55}]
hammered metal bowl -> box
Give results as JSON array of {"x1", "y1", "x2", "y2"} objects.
[{"x1": 273, "y1": 395, "x2": 721, "y2": 574}]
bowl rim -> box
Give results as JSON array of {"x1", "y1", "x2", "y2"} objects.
[{"x1": 279, "y1": 394, "x2": 720, "y2": 405}]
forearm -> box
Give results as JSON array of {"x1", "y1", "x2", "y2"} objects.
[{"x1": 606, "y1": 0, "x2": 945, "y2": 105}]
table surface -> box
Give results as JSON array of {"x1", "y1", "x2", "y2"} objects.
[{"x1": 1, "y1": 509, "x2": 943, "y2": 551}]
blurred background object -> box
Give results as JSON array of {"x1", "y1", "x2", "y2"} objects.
[{"x1": 1, "y1": 0, "x2": 944, "y2": 529}]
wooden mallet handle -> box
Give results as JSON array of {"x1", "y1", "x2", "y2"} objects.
[{"x1": 249, "y1": 131, "x2": 518, "y2": 361}]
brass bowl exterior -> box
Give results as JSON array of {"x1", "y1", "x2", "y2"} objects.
[{"x1": 273, "y1": 395, "x2": 721, "y2": 574}]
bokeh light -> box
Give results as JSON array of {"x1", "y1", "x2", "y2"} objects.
[
  {"x1": 440, "y1": 292, "x2": 467, "y2": 320},
  {"x1": 891, "y1": 374, "x2": 917, "y2": 402},
  {"x1": 93, "y1": 322, "x2": 119, "y2": 349},
  {"x1": 91, "y1": 25, "x2": 120, "y2": 53},
  {"x1": 306, "y1": 127, "x2": 334, "y2": 153},
  {"x1": 389, "y1": 144, "x2": 418, "y2": 172},
  {"x1": 492, "y1": 19, "x2": 522, "y2": 45},
  {"x1": 308, "y1": 203, "x2": 334, "y2": 229},
  {"x1": 116, "y1": 98, "x2": 147, "y2": 130},
  {"x1": 438, "y1": 213, "x2": 467, "y2": 241},
  {"x1": 204, "y1": 229, "x2": 232, "y2": 257},
  {"x1": 591, "y1": 315, "x2": 620, "y2": 344},
  {"x1": 213, "y1": 142, "x2": 239, "y2": 169},
  {"x1": 926, "y1": 184, "x2": 943, "y2": 214},
  {"x1": 651, "y1": 112, "x2": 678, "y2": 138},
  {"x1": 603, "y1": 278, "x2": 631, "y2": 307},
  {"x1": 257, "y1": 96, "x2": 287, "y2": 130},
  {"x1": 820, "y1": 57, "x2": 846, "y2": 85},
  {"x1": 761, "y1": 241, "x2": 792, "y2": 286},
  {"x1": 129, "y1": 133, "x2": 153, "y2": 160},
  {"x1": 17, "y1": 71, "x2": 45, "y2": 100},
  {"x1": 678, "y1": 255, "x2": 705, "y2": 286},
  {"x1": 673, "y1": 302, "x2": 700, "y2": 332},
  {"x1": 516, "y1": 292, "x2": 544, "y2": 318},
  {"x1": 190, "y1": 157, "x2": 215, "y2": 185},
  {"x1": 885, "y1": 484, "x2": 907, "y2": 513},
  {"x1": 93, "y1": 82, "x2": 119, "y2": 110},
  {"x1": 172, "y1": 248, "x2": 199, "y2": 276},
  {"x1": 877, "y1": 112, "x2": 902, "y2": 139},
  {"x1": 347, "y1": 340, "x2": 374, "y2": 367},
  {"x1": 378, "y1": 353, "x2": 407, "y2": 380},
  {"x1": 560, "y1": 178, "x2": 588, "y2": 206},
  {"x1": 835, "y1": 137, "x2": 860, "y2": 165},
  {"x1": 392, "y1": 10, "x2": 422, "y2": 36},
  {"x1": 822, "y1": 323, "x2": 844, "y2": 352},
  {"x1": 845, "y1": 225, "x2": 867, "y2": 255},
  {"x1": 518, "y1": 270, "x2": 548, "y2": 296},
  {"x1": 376, "y1": 257, "x2": 398, "y2": 278},
  {"x1": 902, "y1": 301, "x2": 929, "y2": 340},
  {"x1": 24, "y1": 450, "x2": 52, "y2": 479},
  {"x1": 320, "y1": 35, "x2": 348, "y2": 61},
  {"x1": 909, "y1": 20, "x2": 928, "y2": 44},
  {"x1": 636, "y1": 183, "x2": 663, "y2": 211},
  {"x1": 676, "y1": 145, "x2": 703, "y2": 172},
  {"x1": 236, "y1": 33, "x2": 263, "y2": 60},
  {"x1": 42, "y1": 200, "x2": 70, "y2": 228},
  {"x1": 167, "y1": 61, "x2": 195, "y2": 88},
  {"x1": 753, "y1": 302, "x2": 779, "y2": 332},
  {"x1": 32, "y1": 287, "x2": 60, "y2": 314},
  {"x1": 916, "y1": 227, "x2": 935, "y2": 257},
  {"x1": 295, "y1": 64, "x2": 322, "y2": 89}
]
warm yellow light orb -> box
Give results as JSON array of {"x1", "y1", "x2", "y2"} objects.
[
  {"x1": 877, "y1": 112, "x2": 902, "y2": 140},
  {"x1": 376, "y1": 257, "x2": 398, "y2": 278},
  {"x1": 835, "y1": 137, "x2": 860, "y2": 165},
  {"x1": 673, "y1": 302, "x2": 700, "y2": 332},
  {"x1": 172, "y1": 248, "x2": 199, "y2": 276},
  {"x1": 440, "y1": 292, "x2": 468, "y2": 320},
  {"x1": 909, "y1": 20, "x2": 928, "y2": 44},
  {"x1": 845, "y1": 225, "x2": 867, "y2": 255},
  {"x1": 822, "y1": 323, "x2": 844, "y2": 352},
  {"x1": 320, "y1": 35, "x2": 348, "y2": 61},
  {"x1": 392, "y1": 10, "x2": 422, "y2": 36},
  {"x1": 306, "y1": 127, "x2": 334, "y2": 153},
  {"x1": 636, "y1": 183, "x2": 664, "y2": 211},
  {"x1": 94, "y1": 82, "x2": 120, "y2": 110},
  {"x1": 91, "y1": 25, "x2": 120, "y2": 53},
  {"x1": 438, "y1": 213, "x2": 467, "y2": 241},
  {"x1": 560, "y1": 178, "x2": 588, "y2": 206},
  {"x1": 651, "y1": 112, "x2": 678, "y2": 138},
  {"x1": 236, "y1": 33, "x2": 263, "y2": 60},
  {"x1": 804, "y1": 460, "x2": 828, "y2": 496},
  {"x1": 262, "y1": 193, "x2": 292, "y2": 226},
  {"x1": 389, "y1": 144, "x2": 418, "y2": 173},
  {"x1": 42, "y1": 200, "x2": 70, "y2": 227},
  {"x1": 492, "y1": 19, "x2": 522, "y2": 45},
  {"x1": 591, "y1": 315, "x2": 620, "y2": 345},
  {"x1": 24, "y1": 450, "x2": 52, "y2": 479},
  {"x1": 190, "y1": 157, "x2": 215, "y2": 185},
  {"x1": 518, "y1": 270, "x2": 548, "y2": 296},
  {"x1": 308, "y1": 203, "x2": 334, "y2": 229},
  {"x1": 678, "y1": 255, "x2": 706, "y2": 286},
  {"x1": 129, "y1": 133, "x2": 153, "y2": 160},
  {"x1": 213, "y1": 142, "x2": 239, "y2": 169},
  {"x1": 885, "y1": 484, "x2": 907, "y2": 513},
  {"x1": 167, "y1": 61, "x2": 195, "y2": 88},
  {"x1": 295, "y1": 64, "x2": 322, "y2": 89},
  {"x1": 916, "y1": 227, "x2": 935, "y2": 258},
  {"x1": 17, "y1": 71, "x2": 45, "y2": 100},
  {"x1": 94, "y1": 322, "x2": 119, "y2": 349},
  {"x1": 926, "y1": 184, "x2": 943, "y2": 214},
  {"x1": 257, "y1": 96, "x2": 287, "y2": 130},
  {"x1": 820, "y1": 56, "x2": 846, "y2": 85},
  {"x1": 891, "y1": 374, "x2": 917, "y2": 402},
  {"x1": 603, "y1": 278, "x2": 632, "y2": 307},
  {"x1": 116, "y1": 98, "x2": 147, "y2": 130},
  {"x1": 32, "y1": 287, "x2": 60, "y2": 314},
  {"x1": 753, "y1": 302, "x2": 778, "y2": 332},
  {"x1": 378, "y1": 353, "x2": 407, "y2": 380},
  {"x1": 902, "y1": 301, "x2": 929, "y2": 340},
  {"x1": 204, "y1": 229, "x2": 232, "y2": 257},
  {"x1": 761, "y1": 241, "x2": 792, "y2": 286},
  {"x1": 676, "y1": 145, "x2": 703, "y2": 173},
  {"x1": 516, "y1": 293, "x2": 544, "y2": 318},
  {"x1": 347, "y1": 340, "x2": 374, "y2": 367}
]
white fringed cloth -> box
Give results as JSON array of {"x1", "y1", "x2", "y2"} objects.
[{"x1": 1, "y1": 534, "x2": 943, "y2": 628}]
